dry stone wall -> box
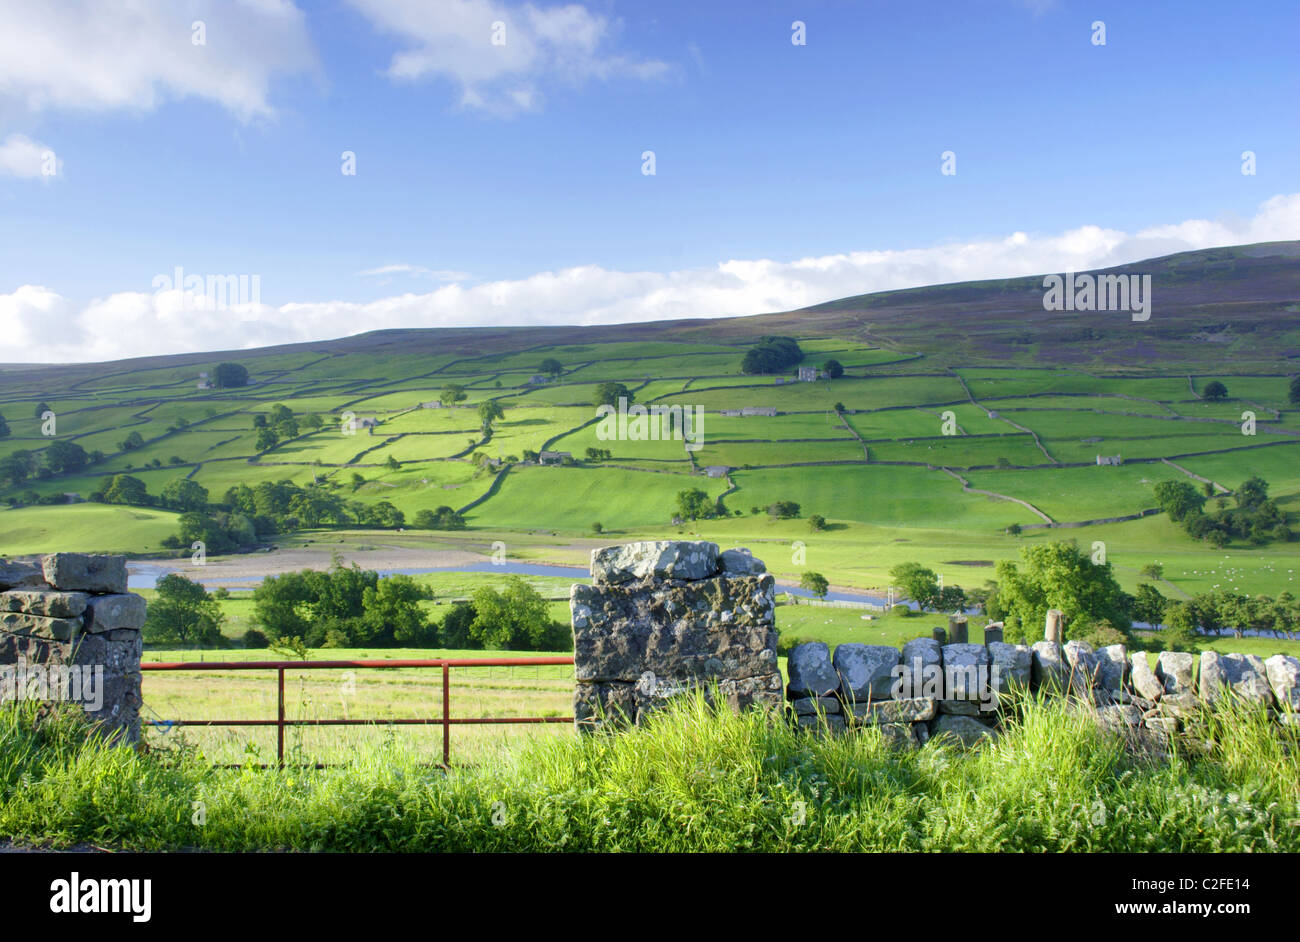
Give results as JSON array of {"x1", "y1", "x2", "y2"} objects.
[
  {"x1": 570, "y1": 542, "x2": 782, "y2": 730},
  {"x1": 0, "y1": 554, "x2": 145, "y2": 743},
  {"x1": 787, "y1": 614, "x2": 1300, "y2": 748}
]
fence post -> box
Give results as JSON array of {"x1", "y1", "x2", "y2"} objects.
[
  {"x1": 277, "y1": 667, "x2": 285, "y2": 768},
  {"x1": 442, "y1": 662, "x2": 451, "y2": 767}
]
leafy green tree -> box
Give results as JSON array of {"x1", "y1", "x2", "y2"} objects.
[
  {"x1": 103, "y1": 474, "x2": 149, "y2": 506},
  {"x1": 0, "y1": 452, "x2": 31, "y2": 487},
  {"x1": 808, "y1": 513, "x2": 826, "y2": 531},
  {"x1": 477, "y1": 400, "x2": 504, "y2": 432},
  {"x1": 1152, "y1": 480, "x2": 1206, "y2": 522},
  {"x1": 1235, "y1": 475, "x2": 1268, "y2": 509},
  {"x1": 214, "y1": 363, "x2": 249, "y2": 388},
  {"x1": 1132, "y1": 583, "x2": 1167, "y2": 625},
  {"x1": 767, "y1": 500, "x2": 800, "y2": 519},
  {"x1": 358, "y1": 575, "x2": 432, "y2": 645},
  {"x1": 35, "y1": 401, "x2": 51, "y2": 418},
  {"x1": 1290, "y1": 375, "x2": 1300, "y2": 405},
  {"x1": 594, "y1": 382, "x2": 633, "y2": 408},
  {"x1": 143, "y1": 574, "x2": 225, "y2": 646},
  {"x1": 539, "y1": 357, "x2": 563, "y2": 377},
  {"x1": 799, "y1": 572, "x2": 829, "y2": 599},
  {"x1": 1140, "y1": 562, "x2": 1164, "y2": 581},
  {"x1": 469, "y1": 577, "x2": 566, "y2": 650},
  {"x1": 822, "y1": 359, "x2": 844, "y2": 379},
  {"x1": 675, "y1": 488, "x2": 713, "y2": 521},
  {"x1": 0, "y1": 413, "x2": 9, "y2": 438},
  {"x1": 1202, "y1": 380, "x2": 1228, "y2": 401},
  {"x1": 740, "y1": 336, "x2": 803, "y2": 374},
  {"x1": 890, "y1": 562, "x2": 940, "y2": 610},
  {"x1": 440, "y1": 384, "x2": 468, "y2": 407},
  {"x1": 386, "y1": 454, "x2": 400, "y2": 471},
  {"x1": 45, "y1": 439, "x2": 88, "y2": 473},
  {"x1": 1162, "y1": 601, "x2": 1200, "y2": 652},
  {"x1": 413, "y1": 505, "x2": 466, "y2": 530},
  {"x1": 161, "y1": 478, "x2": 209, "y2": 512},
  {"x1": 255, "y1": 426, "x2": 279, "y2": 452},
  {"x1": 439, "y1": 601, "x2": 478, "y2": 648},
  {"x1": 987, "y1": 540, "x2": 1131, "y2": 644}
]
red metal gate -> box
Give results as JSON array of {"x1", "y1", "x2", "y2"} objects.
[{"x1": 141, "y1": 656, "x2": 575, "y2": 767}]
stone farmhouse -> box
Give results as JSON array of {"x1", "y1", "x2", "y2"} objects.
[
  {"x1": 719, "y1": 406, "x2": 779, "y2": 417},
  {"x1": 797, "y1": 366, "x2": 820, "y2": 382},
  {"x1": 704, "y1": 465, "x2": 730, "y2": 478},
  {"x1": 1096, "y1": 454, "x2": 1123, "y2": 466},
  {"x1": 539, "y1": 450, "x2": 571, "y2": 465}
]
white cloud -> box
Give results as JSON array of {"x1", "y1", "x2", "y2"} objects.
[
  {"x1": 0, "y1": 133, "x2": 57, "y2": 178},
  {"x1": 0, "y1": 0, "x2": 317, "y2": 119},
  {"x1": 348, "y1": 0, "x2": 671, "y2": 114},
  {"x1": 356, "y1": 264, "x2": 471, "y2": 281},
  {"x1": 6, "y1": 193, "x2": 1300, "y2": 364}
]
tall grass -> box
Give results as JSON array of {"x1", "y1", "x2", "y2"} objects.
[{"x1": 0, "y1": 696, "x2": 1295, "y2": 852}]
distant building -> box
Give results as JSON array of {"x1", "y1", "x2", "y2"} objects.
[
  {"x1": 528, "y1": 375, "x2": 549, "y2": 385},
  {"x1": 538, "y1": 450, "x2": 571, "y2": 465},
  {"x1": 1096, "y1": 454, "x2": 1123, "y2": 466},
  {"x1": 704, "y1": 465, "x2": 730, "y2": 478},
  {"x1": 797, "y1": 366, "x2": 820, "y2": 382},
  {"x1": 196, "y1": 372, "x2": 212, "y2": 390},
  {"x1": 740, "y1": 406, "x2": 778, "y2": 417},
  {"x1": 420, "y1": 400, "x2": 443, "y2": 409}
]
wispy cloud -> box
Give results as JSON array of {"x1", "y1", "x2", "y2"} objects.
[
  {"x1": 0, "y1": 0, "x2": 317, "y2": 119},
  {"x1": 356, "y1": 264, "x2": 471, "y2": 281},
  {"x1": 348, "y1": 0, "x2": 672, "y2": 114},
  {"x1": 0, "y1": 133, "x2": 57, "y2": 178},
  {"x1": 7, "y1": 193, "x2": 1300, "y2": 363}
]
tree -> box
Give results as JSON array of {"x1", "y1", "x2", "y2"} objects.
[
  {"x1": 469, "y1": 577, "x2": 565, "y2": 650},
  {"x1": 675, "y1": 488, "x2": 713, "y2": 521},
  {"x1": 255, "y1": 426, "x2": 279, "y2": 452},
  {"x1": 161, "y1": 478, "x2": 209, "y2": 512},
  {"x1": 808, "y1": 513, "x2": 826, "y2": 531},
  {"x1": 0, "y1": 452, "x2": 31, "y2": 487},
  {"x1": 539, "y1": 358, "x2": 563, "y2": 377},
  {"x1": 1140, "y1": 562, "x2": 1164, "y2": 581},
  {"x1": 1007, "y1": 523, "x2": 1022, "y2": 536},
  {"x1": 413, "y1": 506, "x2": 466, "y2": 530},
  {"x1": 103, "y1": 474, "x2": 149, "y2": 506},
  {"x1": 214, "y1": 363, "x2": 249, "y2": 388},
  {"x1": 591, "y1": 522, "x2": 603, "y2": 533},
  {"x1": 1235, "y1": 475, "x2": 1268, "y2": 509},
  {"x1": 822, "y1": 359, "x2": 844, "y2": 379},
  {"x1": 767, "y1": 500, "x2": 800, "y2": 519},
  {"x1": 833, "y1": 402, "x2": 845, "y2": 414},
  {"x1": 1132, "y1": 583, "x2": 1167, "y2": 625},
  {"x1": 1162, "y1": 601, "x2": 1200, "y2": 652},
  {"x1": 740, "y1": 336, "x2": 803, "y2": 375},
  {"x1": 1290, "y1": 375, "x2": 1300, "y2": 405},
  {"x1": 1153, "y1": 480, "x2": 1206, "y2": 522},
  {"x1": 35, "y1": 401, "x2": 52, "y2": 418},
  {"x1": 594, "y1": 382, "x2": 633, "y2": 408},
  {"x1": 987, "y1": 540, "x2": 1131, "y2": 644},
  {"x1": 302, "y1": 413, "x2": 324, "y2": 430},
  {"x1": 477, "y1": 400, "x2": 504, "y2": 432},
  {"x1": 890, "y1": 562, "x2": 940, "y2": 610},
  {"x1": 358, "y1": 575, "x2": 432, "y2": 645},
  {"x1": 44, "y1": 440, "x2": 88, "y2": 474},
  {"x1": 143, "y1": 574, "x2": 225, "y2": 646},
  {"x1": 440, "y1": 384, "x2": 468, "y2": 407},
  {"x1": 1202, "y1": 380, "x2": 1228, "y2": 401},
  {"x1": 800, "y1": 572, "x2": 829, "y2": 599},
  {"x1": 0, "y1": 413, "x2": 9, "y2": 438},
  {"x1": 386, "y1": 454, "x2": 400, "y2": 471}
]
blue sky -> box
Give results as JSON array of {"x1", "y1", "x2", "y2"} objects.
[{"x1": 1, "y1": 0, "x2": 1297, "y2": 361}]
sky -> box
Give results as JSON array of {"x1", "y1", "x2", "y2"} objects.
[{"x1": 1, "y1": 0, "x2": 1298, "y2": 363}]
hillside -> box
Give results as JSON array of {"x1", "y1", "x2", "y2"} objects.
[{"x1": 2, "y1": 241, "x2": 1299, "y2": 601}]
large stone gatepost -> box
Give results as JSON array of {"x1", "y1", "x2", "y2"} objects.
[
  {"x1": 0, "y1": 554, "x2": 145, "y2": 743},
  {"x1": 569, "y1": 541, "x2": 783, "y2": 731}
]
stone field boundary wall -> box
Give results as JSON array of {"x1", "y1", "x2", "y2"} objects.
[
  {"x1": 0, "y1": 554, "x2": 145, "y2": 743},
  {"x1": 569, "y1": 543, "x2": 1300, "y2": 747}
]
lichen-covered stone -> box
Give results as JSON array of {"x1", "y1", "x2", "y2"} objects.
[
  {"x1": 571, "y1": 573, "x2": 777, "y2": 683},
  {"x1": 1096, "y1": 644, "x2": 1128, "y2": 695},
  {"x1": 41, "y1": 554, "x2": 128, "y2": 594},
  {"x1": 786, "y1": 642, "x2": 840, "y2": 698},
  {"x1": 1156, "y1": 651, "x2": 1195, "y2": 695},
  {"x1": 792, "y1": 696, "x2": 841, "y2": 715},
  {"x1": 1031, "y1": 641, "x2": 1067, "y2": 693},
  {"x1": 0, "y1": 612, "x2": 81, "y2": 641},
  {"x1": 1130, "y1": 652, "x2": 1164, "y2": 701},
  {"x1": 1199, "y1": 651, "x2": 1273, "y2": 708},
  {"x1": 84, "y1": 594, "x2": 147, "y2": 632},
  {"x1": 851, "y1": 697, "x2": 937, "y2": 724},
  {"x1": 719, "y1": 548, "x2": 766, "y2": 575},
  {"x1": 1063, "y1": 640, "x2": 1102, "y2": 695},
  {"x1": 942, "y1": 643, "x2": 989, "y2": 700},
  {"x1": 987, "y1": 641, "x2": 1031, "y2": 693},
  {"x1": 0, "y1": 558, "x2": 46, "y2": 591},
  {"x1": 0, "y1": 589, "x2": 89, "y2": 618},
  {"x1": 1265, "y1": 654, "x2": 1300, "y2": 712},
  {"x1": 833, "y1": 643, "x2": 899, "y2": 704},
  {"x1": 590, "y1": 541, "x2": 719, "y2": 586},
  {"x1": 930, "y1": 714, "x2": 996, "y2": 747},
  {"x1": 1096, "y1": 703, "x2": 1142, "y2": 728}
]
